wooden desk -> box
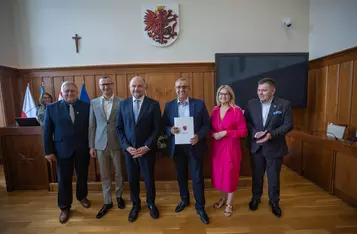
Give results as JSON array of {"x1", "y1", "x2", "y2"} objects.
[
  {"x1": 0, "y1": 126, "x2": 251, "y2": 191},
  {"x1": 284, "y1": 130, "x2": 357, "y2": 207},
  {"x1": 0, "y1": 126, "x2": 49, "y2": 191}
]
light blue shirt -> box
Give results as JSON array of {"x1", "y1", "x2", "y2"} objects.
[
  {"x1": 261, "y1": 98, "x2": 273, "y2": 126},
  {"x1": 178, "y1": 98, "x2": 190, "y2": 117}
]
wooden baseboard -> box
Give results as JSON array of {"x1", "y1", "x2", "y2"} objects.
[
  {"x1": 49, "y1": 177, "x2": 252, "y2": 192},
  {"x1": 334, "y1": 189, "x2": 357, "y2": 208}
]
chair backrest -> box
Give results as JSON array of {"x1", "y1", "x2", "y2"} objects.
[{"x1": 327, "y1": 123, "x2": 347, "y2": 140}]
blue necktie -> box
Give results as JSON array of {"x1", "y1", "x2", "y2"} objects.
[{"x1": 134, "y1": 99, "x2": 140, "y2": 122}]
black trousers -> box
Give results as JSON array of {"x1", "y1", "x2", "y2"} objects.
[
  {"x1": 56, "y1": 152, "x2": 89, "y2": 210},
  {"x1": 124, "y1": 151, "x2": 156, "y2": 206},
  {"x1": 251, "y1": 149, "x2": 283, "y2": 204},
  {"x1": 173, "y1": 145, "x2": 205, "y2": 210}
]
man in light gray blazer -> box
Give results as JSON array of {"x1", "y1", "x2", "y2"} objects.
[{"x1": 89, "y1": 76, "x2": 126, "y2": 219}]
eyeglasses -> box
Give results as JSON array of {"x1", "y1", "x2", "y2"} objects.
[
  {"x1": 176, "y1": 86, "x2": 189, "y2": 90},
  {"x1": 219, "y1": 92, "x2": 230, "y2": 96},
  {"x1": 100, "y1": 83, "x2": 114, "y2": 86}
]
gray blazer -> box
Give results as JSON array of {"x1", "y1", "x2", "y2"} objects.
[{"x1": 89, "y1": 96, "x2": 123, "y2": 150}]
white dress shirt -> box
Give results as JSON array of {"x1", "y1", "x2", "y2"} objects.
[
  {"x1": 103, "y1": 95, "x2": 114, "y2": 120},
  {"x1": 261, "y1": 100, "x2": 272, "y2": 127}
]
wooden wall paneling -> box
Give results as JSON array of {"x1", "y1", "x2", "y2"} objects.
[
  {"x1": 349, "y1": 60, "x2": 357, "y2": 138},
  {"x1": 31, "y1": 77, "x2": 43, "y2": 105},
  {"x1": 115, "y1": 74, "x2": 127, "y2": 98},
  {"x1": 337, "y1": 61, "x2": 354, "y2": 138},
  {"x1": 83, "y1": 75, "x2": 95, "y2": 100},
  {"x1": 146, "y1": 73, "x2": 179, "y2": 111},
  {"x1": 325, "y1": 64, "x2": 339, "y2": 126},
  {"x1": 284, "y1": 135, "x2": 303, "y2": 175},
  {"x1": 334, "y1": 151, "x2": 357, "y2": 206},
  {"x1": 203, "y1": 71, "x2": 215, "y2": 113},
  {"x1": 292, "y1": 108, "x2": 306, "y2": 131},
  {"x1": 191, "y1": 72, "x2": 203, "y2": 100},
  {"x1": 42, "y1": 77, "x2": 54, "y2": 99},
  {"x1": 302, "y1": 141, "x2": 333, "y2": 192},
  {"x1": 307, "y1": 69, "x2": 317, "y2": 132},
  {"x1": 74, "y1": 75, "x2": 84, "y2": 96},
  {"x1": 53, "y1": 76, "x2": 64, "y2": 101},
  {"x1": 0, "y1": 81, "x2": 6, "y2": 127},
  {"x1": 314, "y1": 67, "x2": 328, "y2": 133}
]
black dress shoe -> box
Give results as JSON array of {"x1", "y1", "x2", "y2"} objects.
[
  {"x1": 148, "y1": 204, "x2": 159, "y2": 219},
  {"x1": 96, "y1": 203, "x2": 113, "y2": 219},
  {"x1": 117, "y1": 197, "x2": 126, "y2": 209},
  {"x1": 196, "y1": 209, "x2": 209, "y2": 224},
  {"x1": 128, "y1": 205, "x2": 141, "y2": 222},
  {"x1": 249, "y1": 199, "x2": 261, "y2": 211},
  {"x1": 269, "y1": 201, "x2": 282, "y2": 217},
  {"x1": 175, "y1": 201, "x2": 190, "y2": 213}
]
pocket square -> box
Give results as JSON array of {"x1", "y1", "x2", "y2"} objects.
[{"x1": 273, "y1": 111, "x2": 282, "y2": 115}]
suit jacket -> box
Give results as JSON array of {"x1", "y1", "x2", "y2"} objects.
[
  {"x1": 116, "y1": 96, "x2": 161, "y2": 151},
  {"x1": 163, "y1": 98, "x2": 210, "y2": 157},
  {"x1": 43, "y1": 99, "x2": 90, "y2": 159},
  {"x1": 89, "y1": 96, "x2": 123, "y2": 151},
  {"x1": 244, "y1": 97, "x2": 293, "y2": 158}
]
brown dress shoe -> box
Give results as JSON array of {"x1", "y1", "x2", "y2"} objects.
[
  {"x1": 79, "y1": 198, "x2": 91, "y2": 208},
  {"x1": 59, "y1": 209, "x2": 70, "y2": 224}
]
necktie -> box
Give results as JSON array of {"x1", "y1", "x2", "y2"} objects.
[
  {"x1": 134, "y1": 99, "x2": 140, "y2": 122},
  {"x1": 69, "y1": 104, "x2": 75, "y2": 123}
]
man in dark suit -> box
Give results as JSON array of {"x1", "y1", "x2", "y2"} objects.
[
  {"x1": 162, "y1": 78, "x2": 210, "y2": 224},
  {"x1": 43, "y1": 81, "x2": 91, "y2": 224},
  {"x1": 116, "y1": 76, "x2": 161, "y2": 222},
  {"x1": 244, "y1": 78, "x2": 293, "y2": 217}
]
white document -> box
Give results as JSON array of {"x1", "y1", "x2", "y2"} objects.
[
  {"x1": 174, "y1": 117, "x2": 194, "y2": 144},
  {"x1": 327, "y1": 123, "x2": 346, "y2": 140}
]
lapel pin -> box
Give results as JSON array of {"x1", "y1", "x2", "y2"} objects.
[{"x1": 77, "y1": 112, "x2": 79, "y2": 114}]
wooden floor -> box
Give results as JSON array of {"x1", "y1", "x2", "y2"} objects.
[{"x1": 1, "y1": 166, "x2": 357, "y2": 234}]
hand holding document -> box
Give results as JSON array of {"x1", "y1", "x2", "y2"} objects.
[{"x1": 174, "y1": 117, "x2": 194, "y2": 144}]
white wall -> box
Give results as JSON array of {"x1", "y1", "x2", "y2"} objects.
[
  {"x1": 13, "y1": 0, "x2": 309, "y2": 69},
  {"x1": 0, "y1": 0, "x2": 17, "y2": 67},
  {"x1": 309, "y1": 0, "x2": 357, "y2": 60}
]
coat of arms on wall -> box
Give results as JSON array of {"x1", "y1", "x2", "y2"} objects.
[{"x1": 142, "y1": 4, "x2": 179, "y2": 47}]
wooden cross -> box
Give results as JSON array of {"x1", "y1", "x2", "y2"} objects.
[{"x1": 72, "y1": 34, "x2": 81, "y2": 53}]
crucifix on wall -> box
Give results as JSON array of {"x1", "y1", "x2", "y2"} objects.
[{"x1": 72, "y1": 34, "x2": 81, "y2": 53}]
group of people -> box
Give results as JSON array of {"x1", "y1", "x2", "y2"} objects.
[{"x1": 42, "y1": 75, "x2": 293, "y2": 224}]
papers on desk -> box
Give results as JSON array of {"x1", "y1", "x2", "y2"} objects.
[
  {"x1": 327, "y1": 123, "x2": 346, "y2": 140},
  {"x1": 174, "y1": 117, "x2": 194, "y2": 144}
]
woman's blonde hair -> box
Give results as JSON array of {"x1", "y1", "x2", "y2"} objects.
[{"x1": 216, "y1": 85, "x2": 236, "y2": 107}]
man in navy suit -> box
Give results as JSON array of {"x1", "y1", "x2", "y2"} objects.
[
  {"x1": 244, "y1": 78, "x2": 293, "y2": 217},
  {"x1": 162, "y1": 78, "x2": 210, "y2": 224},
  {"x1": 116, "y1": 76, "x2": 161, "y2": 222},
  {"x1": 43, "y1": 81, "x2": 91, "y2": 224}
]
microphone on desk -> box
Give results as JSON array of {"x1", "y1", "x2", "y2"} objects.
[{"x1": 24, "y1": 105, "x2": 38, "y2": 116}]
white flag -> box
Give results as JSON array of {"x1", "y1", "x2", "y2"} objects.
[
  {"x1": 58, "y1": 90, "x2": 63, "y2": 101},
  {"x1": 21, "y1": 84, "x2": 37, "y2": 118}
]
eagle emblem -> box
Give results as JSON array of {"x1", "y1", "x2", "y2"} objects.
[{"x1": 142, "y1": 4, "x2": 179, "y2": 46}]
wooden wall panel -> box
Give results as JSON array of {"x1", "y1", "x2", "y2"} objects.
[
  {"x1": 0, "y1": 66, "x2": 18, "y2": 127},
  {"x1": 350, "y1": 60, "x2": 357, "y2": 138},
  {"x1": 304, "y1": 46, "x2": 357, "y2": 138},
  {"x1": 302, "y1": 141, "x2": 333, "y2": 192}
]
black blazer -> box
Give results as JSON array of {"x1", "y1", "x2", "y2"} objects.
[
  {"x1": 244, "y1": 97, "x2": 293, "y2": 158},
  {"x1": 116, "y1": 96, "x2": 162, "y2": 151}
]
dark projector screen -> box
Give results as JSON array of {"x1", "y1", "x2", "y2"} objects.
[{"x1": 215, "y1": 53, "x2": 309, "y2": 109}]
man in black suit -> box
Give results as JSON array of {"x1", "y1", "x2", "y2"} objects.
[
  {"x1": 244, "y1": 78, "x2": 293, "y2": 217},
  {"x1": 116, "y1": 76, "x2": 161, "y2": 222}
]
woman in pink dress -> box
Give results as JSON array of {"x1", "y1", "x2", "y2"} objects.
[{"x1": 210, "y1": 85, "x2": 247, "y2": 216}]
